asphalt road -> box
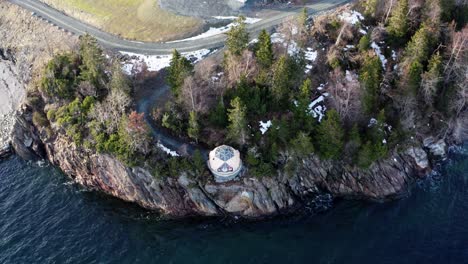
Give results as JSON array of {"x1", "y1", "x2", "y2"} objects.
[{"x1": 9, "y1": 0, "x2": 350, "y2": 55}]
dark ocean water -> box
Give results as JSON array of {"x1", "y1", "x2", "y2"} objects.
[{"x1": 0, "y1": 145, "x2": 467, "y2": 264}]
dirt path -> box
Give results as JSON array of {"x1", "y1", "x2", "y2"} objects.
[{"x1": 134, "y1": 72, "x2": 208, "y2": 157}]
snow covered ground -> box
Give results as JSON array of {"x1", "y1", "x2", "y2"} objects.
[
  {"x1": 121, "y1": 49, "x2": 215, "y2": 74},
  {"x1": 338, "y1": 10, "x2": 364, "y2": 25},
  {"x1": 157, "y1": 142, "x2": 180, "y2": 157},
  {"x1": 271, "y1": 32, "x2": 318, "y2": 73},
  {"x1": 371, "y1": 42, "x2": 387, "y2": 69},
  {"x1": 259, "y1": 120, "x2": 272, "y2": 135}
]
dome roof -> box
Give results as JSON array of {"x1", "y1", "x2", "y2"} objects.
[{"x1": 208, "y1": 145, "x2": 242, "y2": 182}]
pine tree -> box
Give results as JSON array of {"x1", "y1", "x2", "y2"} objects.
[
  {"x1": 362, "y1": 0, "x2": 378, "y2": 18},
  {"x1": 167, "y1": 49, "x2": 193, "y2": 98},
  {"x1": 404, "y1": 24, "x2": 432, "y2": 64},
  {"x1": 290, "y1": 131, "x2": 314, "y2": 158},
  {"x1": 79, "y1": 34, "x2": 106, "y2": 91},
  {"x1": 349, "y1": 124, "x2": 362, "y2": 147},
  {"x1": 226, "y1": 16, "x2": 249, "y2": 56},
  {"x1": 256, "y1": 29, "x2": 274, "y2": 68},
  {"x1": 408, "y1": 60, "x2": 423, "y2": 93},
  {"x1": 368, "y1": 110, "x2": 388, "y2": 161},
  {"x1": 294, "y1": 78, "x2": 313, "y2": 131},
  {"x1": 227, "y1": 97, "x2": 248, "y2": 145},
  {"x1": 191, "y1": 149, "x2": 205, "y2": 175},
  {"x1": 360, "y1": 54, "x2": 382, "y2": 114},
  {"x1": 187, "y1": 111, "x2": 200, "y2": 143},
  {"x1": 357, "y1": 141, "x2": 374, "y2": 168},
  {"x1": 109, "y1": 61, "x2": 131, "y2": 95},
  {"x1": 299, "y1": 7, "x2": 309, "y2": 27},
  {"x1": 387, "y1": 0, "x2": 409, "y2": 39},
  {"x1": 358, "y1": 35, "x2": 371, "y2": 52},
  {"x1": 271, "y1": 55, "x2": 291, "y2": 104},
  {"x1": 421, "y1": 52, "x2": 442, "y2": 104},
  {"x1": 317, "y1": 109, "x2": 344, "y2": 160}
]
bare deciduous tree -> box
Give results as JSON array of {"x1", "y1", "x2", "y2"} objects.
[
  {"x1": 328, "y1": 69, "x2": 362, "y2": 123},
  {"x1": 444, "y1": 26, "x2": 467, "y2": 116},
  {"x1": 124, "y1": 111, "x2": 151, "y2": 155},
  {"x1": 224, "y1": 50, "x2": 259, "y2": 87},
  {"x1": 90, "y1": 89, "x2": 131, "y2": 134},
  {"x1": 335, "y1": 22, "x2": 354, "y2": 46}
]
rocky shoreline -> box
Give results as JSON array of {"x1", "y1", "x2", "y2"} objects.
[
  {"x1": 1, "y1": 0, "x2": 466, "y2": 219},
  {"x1": 8, "y1": 105, "x2": 451, "y2": 218}
]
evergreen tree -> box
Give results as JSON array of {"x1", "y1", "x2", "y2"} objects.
[
  {"x1": 209, "y1": 99, "x2": 228, "y2": 127},
  {"x1": 294, "y1": 78, "x2": 314, "y2": 131},
  {"x1": 256, "y1": 29, "x2": 274, "y2": 68},
  {"x1": 41, "y1": 53, "x2": 79, "y2": 99},
  {"x1": 271, "y1": 55, "x2": 291, "y2": 104},
  {"x1": 371, "y1": 110, "x2": 388, "y2": 159},
  {"x1": 404, "y1": 24, "x2": 432, "y2": 64},
  {"x1": 408, "y1": 60, "x2": 423, "y2": 93},
  {"x1": 187, "y1": 111, "x2": 200, "y2": 142},
  {"x1": 290, "y1": 131, "x2": 314, "y2": 158},
  {"x1": 347, "y1": 124, "x2": 362, "y2": 163},
  {"x1": 349, "y1": 124, "x2": 362, "y2": 148},
  {"x1": 421, "y1": 52, "x2": 442, "y2": 104},
  {"x1": 226, "y1": 16, "x2": 249, "y2": 56},
  {"x1": 362, "y1": 0, "x2": 378, "y2": 18},
  {"x1": 387, "y1": 0, "x2": 409, "y2": 39},
  {"x1": 109, "y1": 61, "x2": 132, "y2": 95},
  {"x1": 167, "y1": 49, "x2": 193, "y2": 98},
  {"x1": 317, "y1": 109, "x2": 344, "y2": 160},
  {"x1": 227, "y1": 97, "x2": 248, "y2": 145},
  {"x1": 357, "y1": 141, "x2": 374, "y2": 168},
  {"x1": 299, "y1": 7, "x2": 309, "y2": 27},
  {"x1": 439, "y1": 0, "x2": 455, "y2": 22},
  {"x1": 79, "y1": 34, "x2": 106, "y2": 91},
  {"x1": 358, "y1": 35, "x2": 371, "y2": 52},
  {"x1": 360, "y1": 54, "x2": 382, "y2": 114},
  {"x1": 191, "y1": 149, "x2": 205, "y2": 175}
]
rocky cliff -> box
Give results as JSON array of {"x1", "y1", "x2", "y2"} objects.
[{"x1": 11, "y1": 106, "x2": 448, "y2": 218}]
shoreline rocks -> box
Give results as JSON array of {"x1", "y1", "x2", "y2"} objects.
[{"x1": 9, "y1": 109, "x2": 442, "y2": 218}]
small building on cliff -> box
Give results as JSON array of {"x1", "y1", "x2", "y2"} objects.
[{"x1": 208, "y1": 145, "x2": 242, "y2": 183}]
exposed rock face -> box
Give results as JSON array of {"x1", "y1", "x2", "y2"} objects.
[
  {"x1": 0, "y1": 0, "x2": 77, "y2": 159},
  {"x1": 0, "y1": 50, "x2": 26, "y2": 156},
  {"x1": 423, "y1": 137, "x2": 448, "y2": 160},
  {"x1": 11, "y1": 109, "x2": 435, "y2": 218}
]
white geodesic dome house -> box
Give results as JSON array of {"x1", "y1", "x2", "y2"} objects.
[{"x1": 207, "y1": 145, "x2": 242, "y2": 183}]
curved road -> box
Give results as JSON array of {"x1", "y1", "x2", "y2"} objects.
[{"x1": 9, "y1": 0, "x2": 350, "y2": 55}]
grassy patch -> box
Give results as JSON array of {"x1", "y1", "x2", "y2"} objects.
[{"x1": 42, "y1": 0, "x2": 203, "y2": 42}]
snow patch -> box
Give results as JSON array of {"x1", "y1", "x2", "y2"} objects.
[
  {"x1": 157, "y1": 142, "x2": 180, "y2": 157},
  {"x1": 259, "y1": 120, "x2": 272, "y2": 135},
  {"x1": 308, "y1": 96, "x2": 327, "y2": 122},
  {"x1": 371, "y1": 42, "x2": 387, "y2": 69},
  {"x1": 121, "y1": 49, "x2": 213, "y2": 74},
  {"x1": 338, "y1": 10, "x2": 364, "y2": 25},
  {"x1": 343, "y1": 45, "x2": 355, "y2": 51},
  {"x1": 305, "y1": 48, "x2": 318, "y2": 62},
  {"x1": 304, "y1": 48, "x2": 318, "y2": 73}
]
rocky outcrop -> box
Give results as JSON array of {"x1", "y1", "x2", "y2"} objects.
[
  {"x1": 10, "y1": 109, "x2": 438, "y2": 218},
  {"x1": 0, "y1": 0, "x2": 77, "y2": 159},
  {"x1": 0, "y1": 50, "x2": 26, "y2": 157}
]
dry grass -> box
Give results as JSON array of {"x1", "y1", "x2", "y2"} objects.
[{"x1": 41, "y1": 0, "x2": 204, "y2": 42}]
